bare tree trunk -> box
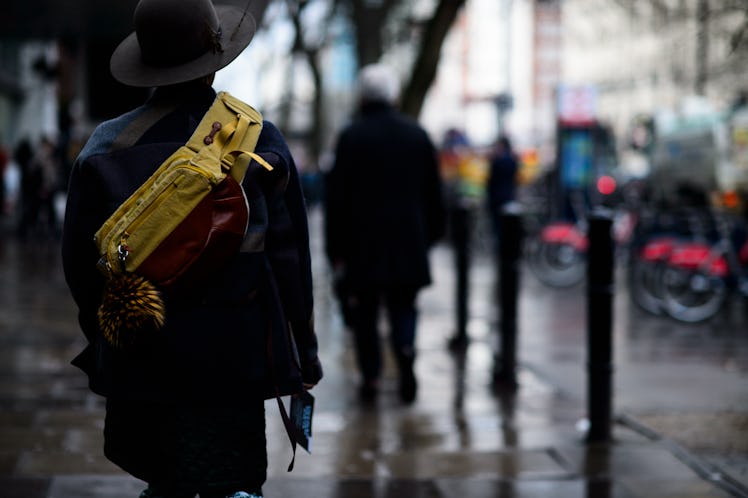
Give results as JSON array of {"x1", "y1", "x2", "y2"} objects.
[
  {"x1": 399, "y1": 0, "x2": 466, "y2": 118},
  {"x1": 305, "y1": 52, "x2": 324, "y2": 167},
  {"x1": 287, "y1": 0, "x2": 333, "y2": 168},
  {"x1": 350, "y1": 0, "x2": 400, "y2": 65},
  {"x1": 695, "y1": 0, "x2": 709, "y2": 95},
  {"x1": 277, "y1": 57, "x2": 296, "y2": 135},
  {"x1": 221, "y1": 0, "x2": 272, "y2": 24}
]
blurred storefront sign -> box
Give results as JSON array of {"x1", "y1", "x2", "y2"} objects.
[{"x1": 557, "y1": 84, "x2": 598, "y2": 126}]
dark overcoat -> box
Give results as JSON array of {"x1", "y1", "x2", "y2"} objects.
[
  {"x1": 486, "y1": 151, "x2": 519, "y2": 235},
  {"x1": 324, "y1": 102, "x2": 446, "y2": 291},
  {"x1": 62, "y1": 83, "x2": 322, "y2": 404}
]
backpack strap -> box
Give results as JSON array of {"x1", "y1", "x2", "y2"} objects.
[
  {"x1": 262, "y1": 256, "x2": 302, "y2": 472},
  {"x1": 177, "y1": 95, "x2": 273, "y2": 188},
  {"x1": 109, "y1": 101, "x2": 181, "y2": 152}
]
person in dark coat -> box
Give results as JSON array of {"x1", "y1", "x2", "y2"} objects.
[
  {"x1": 13, "y1": 139, "x2": 33, "y2": 236},
  {"x1": 61, "y1": 1, "x2": 322, "y2": 497},
  {"x1": 324, "y1": 64, "x2": 446, "y2": 403},
  {"x1": 487, "y1": 135, "x2": 519, "y2": 247},
  {"x1": 0, "y1": 144, "x2": 6, "y2": 217}
]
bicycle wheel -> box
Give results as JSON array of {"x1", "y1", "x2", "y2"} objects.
[
  {"x1": 526, "y1": 237, "x2": 586, "y2": 288},
  {"x1": 661, "y1": 266, "x2": 727, "y2": 323},
  {"x1": 628, "y1": 258, "x2": 666, "y2": 315}
]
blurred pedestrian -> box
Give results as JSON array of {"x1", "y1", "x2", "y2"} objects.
[
  {"x1": 487, "y1": 135, "x2": 519, "y2": 248},
  {"x1": 13, "y1": 139, "x2": 33, "y2": 236},
  {"x1": 61, "y1": 0, "x2": 322, "y2": 497},
  {"x1": 324, "y1": 63, "x2": 446, "y2": 403},
  {"x1": 440, "y1": 129, "x2": 477, "y2": 352},
  {"x1": 19, "y1": 136, "x2": 60, "y2": 238},
  {"x1": 0, "y1": 143, "x2": 7, "y2": 217}
]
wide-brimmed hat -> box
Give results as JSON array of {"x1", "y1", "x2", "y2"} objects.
[{"x1": 110, "y1": 0, "x2": 256, "y2": 87}]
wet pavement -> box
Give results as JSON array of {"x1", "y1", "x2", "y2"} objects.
[{"x1": 1, "y1": 207, "x2": 747, "y2": 497}]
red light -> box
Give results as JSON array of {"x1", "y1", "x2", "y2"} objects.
[
  {"x1": 597, "y1": 175, "x2": 617, "y2": 195},
  {"x1": 723, "y1": 190, "x2": 739, "y2": 209}
]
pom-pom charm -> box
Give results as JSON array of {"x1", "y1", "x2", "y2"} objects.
[{"x1": 97, "y1": 273, "x2": 166, "y2": 349}]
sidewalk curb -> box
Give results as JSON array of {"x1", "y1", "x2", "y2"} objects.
[
  {"x1": 521, "y1": 360, "x2": 748, "y2": 497},
  {"x1": 617, "y1": 413, "x2": 748, "y2": 498}
]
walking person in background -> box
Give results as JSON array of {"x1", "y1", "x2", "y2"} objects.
[
  {"x1": 439, "y1": 129, "x2": 481, "y2": 352},
  {"x1": 487, "y1": 135, "x2": 519, "y2": 250},
  {"x1": 18, "y1": 136, "x2": 60, "y2": 238},
  {"x1": 61, "y1": 0, "x2": 323, "y2": 496},
  {"x1": 324, "y1": 64, "x2": 446, "y2": 404},
  {"x1": 0, "y1": 143, "x2": 7, "y2": 218},
  {"x1": 13, "y1": 139, "x2": 33, "y2": 237}
]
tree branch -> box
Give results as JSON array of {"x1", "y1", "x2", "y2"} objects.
[{"x1": 399, "y1": 0, "x2": 466, "y2": 118}]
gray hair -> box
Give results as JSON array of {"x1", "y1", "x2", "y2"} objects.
[{"x1": 357, "y1": 64, "x2": 400, "y2": 105}]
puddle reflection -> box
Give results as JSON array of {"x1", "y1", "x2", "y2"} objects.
[{"x1": 450, "y1": 347, "x2": 471, "y2": 449}]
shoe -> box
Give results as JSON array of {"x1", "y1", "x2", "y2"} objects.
[
  {"x1": 399, "y1": 369, "x2": 417, "y2": 404},
  {"x1": 139, "y1": 488, "x2": 167, "y2": 498},
  {"x1": 447, "y1": 334, "x2": 469, "y2": 352},
  {"x1": 395, "y1": 351, "x2": 417, "y2": 404},
  {"x1": 140, "y1": 488, "x2": 195, "y2": 498},
  {"x1": 358, "y1": 379, "x2": 379, "y2": 402}
]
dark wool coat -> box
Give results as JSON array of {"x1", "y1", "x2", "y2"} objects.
[
  {"x1": 324, "y1": 102, "x2": 446, "y2": 291},
  {"x1": 62, "y1": 83, "x2": 322, "y2": 403},
  {"x1": 487, "y1": 152, "x2": 519, "y2": 210},
  {"x1": 486, "y1": 151, "x2": 519, "y2": 236}
]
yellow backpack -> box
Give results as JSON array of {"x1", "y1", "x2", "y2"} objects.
[{"x1": 94, "y1": 91, "x2": 272, "y2": 348}]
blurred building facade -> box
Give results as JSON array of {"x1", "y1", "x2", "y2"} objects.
[
  {"x1": 561, "y1": 0, "x2": 748, "y2": 197},
  {"x1": 419, "y1": 0, "x2": 747, "y2": 198},
  {"x1": 421, "y1": 0, "x2": 560, "y2": 153},
  {"x1": 0, "y1": 0, "x2": 270, "y2": 153},
  {"x1": 562, "y1": 0, "x2": 748, "y2": 137}
]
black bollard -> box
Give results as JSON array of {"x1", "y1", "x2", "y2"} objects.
[
  {"x1": 493, "y1": 202, "x2": 523, "y2": 389},
  {"x1": 586, "y1": 210, "x2": 615, "y2": 443},
  {"x1": 451, "y1": 205, "x2": 472, "y2": 346}
]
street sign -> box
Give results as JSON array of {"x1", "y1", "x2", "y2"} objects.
[{"x1": 558, "y1": 84, "x2": 597, "y2": 125}]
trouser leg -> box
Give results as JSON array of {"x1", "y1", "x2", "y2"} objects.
[
  {"x1": 386, "y1": 288, "x2": 419, "y2": 403},
  {"x1": 349, "y1": 291, "x2": 382, "y2": 386},
  {"x1": 448, "y1": 206, "x2": 472, "y2": 350},
  {"x1": 106, "y1": 399, "x2": 266, "y2": 498},
  {"x1": 454, "y1": 207, "x2": 471, "y2": 339}
]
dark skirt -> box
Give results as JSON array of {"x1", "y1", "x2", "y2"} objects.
[{"x1": 104, "y1": 398, "x2": 266, "y2": 497}]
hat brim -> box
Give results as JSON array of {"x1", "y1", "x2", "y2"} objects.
[{"x1": 110, "y1": 5, "x2": 256, "y2": 88}]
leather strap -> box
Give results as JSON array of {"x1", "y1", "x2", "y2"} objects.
[
  {"x1": 276, "y1": 392, "x2": 298, "y2": 472},
  {"x1": 262, "y1": 256, "x2": 301, "y2": 472},
  {"x1": 109, "y1": 102, "x2": 180, "y2": 152}
]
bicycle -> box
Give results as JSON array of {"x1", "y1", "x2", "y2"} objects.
[
  {"x1": 525, "y1": 177, "x2": 638, "y2": 288},
  {"x1": 629, "y1": 203, "x2": 748, "y2": 323},
  {"x1": 659, "y1": 209, "x2": 747, "y2": 323},
  {"x1": 525, "y1": 186, "x2": 590, "y2": 288}
]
